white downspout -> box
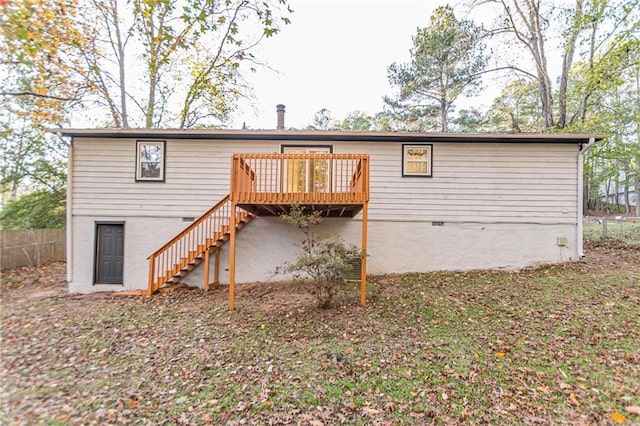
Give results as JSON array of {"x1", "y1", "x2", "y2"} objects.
[{"x1": 577, "y1": 137, "x2": 596, "y2": 257}]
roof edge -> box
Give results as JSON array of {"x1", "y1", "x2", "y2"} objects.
[{"x1": 48, "y1": 128, "x2": 607, "y2": 144}]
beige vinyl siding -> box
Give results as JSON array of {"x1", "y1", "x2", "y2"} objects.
[
  {"x1": 338, "y1": 142, "x2": 578, "y2": 224},
  {"x1": 73, "y1": 138, "x2": 578, "y2": 224},
  {"x1": 72, "y1": 138, "x2": 278, "y2": 217}
]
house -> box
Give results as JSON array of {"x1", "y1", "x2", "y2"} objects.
[{"x1": 54, "y1": 119, "x2": 604, "y2": 308}]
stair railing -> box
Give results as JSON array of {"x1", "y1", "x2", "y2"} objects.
[{"x1": 147, "y1": 194, "x2": 235, "y2": 295}]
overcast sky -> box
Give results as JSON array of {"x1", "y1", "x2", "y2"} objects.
[{"x1": 231, "y1": 0, "x2": 453, "y2": 130}]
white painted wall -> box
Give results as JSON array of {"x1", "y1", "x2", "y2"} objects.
[
  {"x1": 70, "y1": 216, "x2": 187, "y2": 293},
  {"x1": 68, "y1": 136, "x2": 580, "y2": 293},
  {"x1": 182, "y1": 218, "x2": 577, "y2": 289}
]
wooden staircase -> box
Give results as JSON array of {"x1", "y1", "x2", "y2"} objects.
[{"x1": 147, "y1": 194, "x2": 253, "y2": 295}]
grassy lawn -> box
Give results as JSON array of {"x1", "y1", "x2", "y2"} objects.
[
  {"x1": 584, "y1": 219, "x2": 640, "y2": 246},
  {"x1": 1, "y1": 241, "x2": 639, "y2": 425}
]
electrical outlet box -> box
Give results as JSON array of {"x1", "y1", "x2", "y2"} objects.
[{"x1": 557, "y1": 237, "x2": 569, "y2": 247}]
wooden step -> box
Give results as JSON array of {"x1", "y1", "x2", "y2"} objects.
[
  {"x1": 166, "y1": 276, "x2": 181, "y2": 284},
  {"x1": 180, "y1": 263, "x2": 197, "y2": 272},
  {"x1": 112, "y1": 290, "x2": 147, "y2": 297},
  {"x1": 158, "y1": 283, "x2": 196, "y2": 293}
]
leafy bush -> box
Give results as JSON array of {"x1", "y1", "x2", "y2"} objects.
[
  {"x1": 275, "y1": 205, "x2": 361, "y2": 309},
  {"x1": 0, "y1": 189, "x2": 66, "y2": 230}
]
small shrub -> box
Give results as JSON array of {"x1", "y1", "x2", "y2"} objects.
[{"x1": 275, "y1": 205, "x2": 361, "y2": 308}]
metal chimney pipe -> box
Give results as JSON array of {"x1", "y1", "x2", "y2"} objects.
[{"x1": 276, "y1": 104, "x2": 285, "y2": 130}]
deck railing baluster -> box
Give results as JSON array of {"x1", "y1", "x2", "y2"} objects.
[{"x1": 230, "y1": 153, "x2": 368, "y2": 205}]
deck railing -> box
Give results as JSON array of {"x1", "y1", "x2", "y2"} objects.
[{"x1": 231, "y1": 153, "x2": 370, "y2": 204}]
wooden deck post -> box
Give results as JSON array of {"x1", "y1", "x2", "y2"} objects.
[
  {"x1": 213, "y1": 247, "x2": 220, "y2": 288},
  {"x1": 147, "y1": 255, "x2": 156, "y2": 296},
  {"x1": 229, "y1": 155, "x2": 238, "y2": 310},
  {"x1": 229, "y1": 202, "x2": 237, "y2": 310},
  {"x1": 203, "y1": 248, "x2": 210, "y2": 291},
  {"x1": 360, "y1": 202, "x2": 368, "y2": 305}
]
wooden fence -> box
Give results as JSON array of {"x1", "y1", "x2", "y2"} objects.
[{"x1": 0, "y1": 229, "x2": 66, "y2": 269}]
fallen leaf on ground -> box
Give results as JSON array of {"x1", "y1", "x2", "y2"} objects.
[{"x1": 610, "y1": 412, "x2": 627, "y2": 423}]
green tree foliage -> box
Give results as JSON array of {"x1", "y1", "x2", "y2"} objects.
[
  {"x1": 339, "y1": 110, "x2": 374, "y2": 131},
  {"x1": 1, "y1": 114, "x2": 67, "y2": 210},
  {"x1": 275, "y1": 205, "x2": 361, "y2": 309},
  {"x1": 307, "y1": 108, "x2": 336, "y2": 130},
  {"x1": 0, "y1": 0, "x2": 92, "y2": 126},
  {"x1": 1, "y1": 0, "x2": 292, "y2": 226},
  {"x1": 1, "y1": 0, "x2": 292, "y2": 129},
  {"x1": 385, "y1": 5, "x2": 487, "y2": 132},
  {"x1": 478, "y1": 0, "x2": 639, "y2": 131},
  {"x1": 0, "y1": 189, "x2": 66, "y2": 230},
  {"x1": 1, "y1": 0, "x2": 86, "y2": 214},
  {"x1": 451, "y1": 107, "x2": 486, "y2": 132},
  {"x1": 478, "y1": 80, "x2": 543, "y2": 133},
  {"x1": 77, "y1": 0, "x2": 291, "y2": 129},
  {"x1": 573, "y1": 36, "x2": 640, "y2": 215}
]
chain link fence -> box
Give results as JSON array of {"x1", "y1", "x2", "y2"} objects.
[{"x1": 583, "y1": 217, "x2": 640, "y2": 245}]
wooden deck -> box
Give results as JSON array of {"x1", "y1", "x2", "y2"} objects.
[
  {"x1": 231, "y1": 153, "x2": 369, "y2": 216},
  {"x1": 148, "y1": 153, "x2": 370, "y2": 309}
]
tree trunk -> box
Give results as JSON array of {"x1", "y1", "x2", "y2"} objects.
[
  {"x1": 502, "y1": 0, "x2": 555, "y2": 130},
  {"x1": 614, "y1": 175, "x2": 620, "y2": 211},
  {"x1": 557, "y1": 0, "x2": 582, "y2": 128},
  {"x1": 624, "y1": 182, "x2": 630, "y2": 214},
  {"x1": 112, "y1": 0, "x2": 128, "y2": 128},
  {"x1": 142, "y1": 11, "x2": 158, "y2": 129},
  {"x1": 145, "y1": 71, "x2": 157, "y2": 128},
  {"x1": 577, "y1": 3, "x2": 599, "y2": 124},
  {"x1": 583, "y1": 181, "x2": 589, "y2": 215},
  {"x1": 440, "y1": 98, "x2": 448, "y2": 132},
  {"x1": 636, "y1": 177, "x2": 640, "y2": 217}
]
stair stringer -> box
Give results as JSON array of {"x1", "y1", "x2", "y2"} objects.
[{"x1": 161, "y1": 214, "x2": 254, "y2": 290}]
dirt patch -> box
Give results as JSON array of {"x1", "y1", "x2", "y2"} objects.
[
  {"x1": 583, "y1": 239, "x2": 640, "y2": 271},
  {"x1": 1, "y1": 262, "x2": 67, "y2": 302},
  {"x1": 0, "y1": 262, "x2": 353, "y2": 312},
  {"x1": 234, "y1": 280, "x2": 316, "y2": 312}
]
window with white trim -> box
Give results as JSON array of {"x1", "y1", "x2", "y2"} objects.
[
  {"x1": 402, "y1": 144, "x2": 432, "y2": 177},
  {"x1": 136, "y1": 140, "x2": 165, "y2": 181}
]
